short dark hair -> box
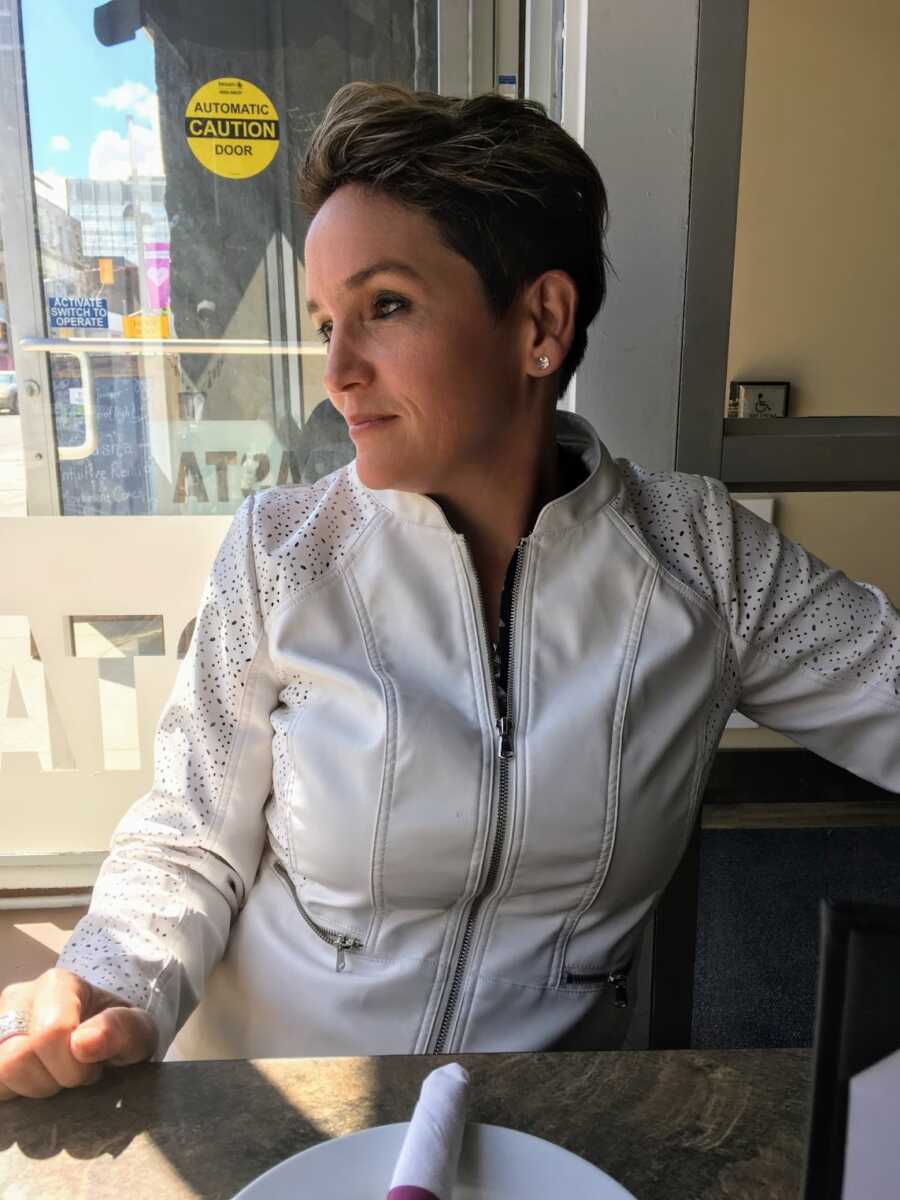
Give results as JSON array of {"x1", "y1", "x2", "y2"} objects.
[{"x1": 298, "y1": 82, "x2": 610, "y2": 395}]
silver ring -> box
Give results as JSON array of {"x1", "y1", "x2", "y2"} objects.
[{"x1": 0, "y1": 1009, "x2": 31, "y2": 1045}]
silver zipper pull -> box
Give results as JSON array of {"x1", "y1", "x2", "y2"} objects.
[
  {"x1": 335, "y1": 936, "x2": 357, "y2": 972},
  {"x1": 609, "y1": 972, "x2": 629, "y2": 1008},
  {"x1": 496, "y1": 715, "x2": 515, "y2": 760}
]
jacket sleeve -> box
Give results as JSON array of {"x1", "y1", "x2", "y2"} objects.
[
  {"x1": 701, "y1": 476, "x2": 900, "y2": 792},
  {"x1": 56, "y1": 493, "x2": 281, "y2": 1058}
]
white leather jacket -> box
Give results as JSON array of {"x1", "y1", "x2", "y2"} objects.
[{"x1": 57, "y1": 410, "x2": 900, "y2": 1061}]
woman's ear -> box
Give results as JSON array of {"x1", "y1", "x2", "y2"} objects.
[{"x1": 522, "y1": 270, "x2": 579, "y2": 379}]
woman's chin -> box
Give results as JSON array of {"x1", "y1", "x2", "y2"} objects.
[{"x1": 353, "y1": 453, "x2": 408, "y2": 492}]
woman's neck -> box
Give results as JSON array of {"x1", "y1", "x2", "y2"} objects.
[
  {"x1": 436, "y1": 427, "x2": 558, "y2": 545},
  {"x1": 428, "y1": 412, "x2": 576, "y2": 606}
]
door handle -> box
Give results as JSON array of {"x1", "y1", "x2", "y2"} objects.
[
  {"x1": 18, "y1": 336, "x2": 327, "y2": 464},
  {"x1": 19, "y1": 336, "x2": 325, "y2": 356},
  {"x1": 58, "y1": 349, "x2": 98, "y2": 462},
  {"x1": 17, "y1": 338, "x2": 98, "y2": 461}
]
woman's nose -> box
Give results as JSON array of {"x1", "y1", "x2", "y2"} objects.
[{"x1": 322, "y1": 327, "x2": 374, "y2": 396}]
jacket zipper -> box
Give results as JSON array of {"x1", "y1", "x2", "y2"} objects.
[
  {"x1": 564, "y1": 970, "x2": 630, "y2": 1008},
  {"x1": 432, "y1": 537, "x2": 526, "y2": 1053},
  {"x1": 272, "y1": 859, "x2": 363, "y2": 972}
]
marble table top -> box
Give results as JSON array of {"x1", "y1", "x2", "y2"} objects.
[{"x1": 0, "y1": 1048, "x2": 813, "y2": 1199}]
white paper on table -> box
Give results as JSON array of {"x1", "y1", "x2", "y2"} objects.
[
  {"x1": 841, "y1": 1045, "x2": 900, "y2": 1199},
  {"x1": 387, "y1": 1062, "x2": 470, "y2": 1199}
]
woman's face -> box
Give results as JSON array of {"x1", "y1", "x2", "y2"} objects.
[{"x1": 304, "y1": 183, "x2": 526, "y2": 494}]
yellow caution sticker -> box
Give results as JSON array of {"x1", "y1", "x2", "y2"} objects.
[
  {"x1": 123, "y1": 312, "x2": 170, "y2": 339},
  {"x1": 185, "y1": 77, "x2": 279, "y2": 180}
]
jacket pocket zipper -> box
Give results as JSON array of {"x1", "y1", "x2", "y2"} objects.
[
  {"x1": 272, "y1": 860, "x2": 363, "y2": 971},
  {"x1": 564, "y1": 969, "x2": 630, "y2": 1008}
]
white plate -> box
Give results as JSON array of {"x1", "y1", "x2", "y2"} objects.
[{"x1": 233, "y1": 1121, "x2": 636, "y2": 1198}]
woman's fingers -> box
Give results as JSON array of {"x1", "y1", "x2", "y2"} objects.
[
  {"x1": 0, "y1": 970, "x2": 97, "y2": 1099},
  {"x1": 0, "y1": 1033, "x2": 70, "y2": 1100},
  {"x1": 0, "y1": 968, "x2": 155, "y2": 1101},
  {"x1": 70, "y1": 1005, "x2": 158, "y2": 1067},
  {"x1": 27, "y1": 969, "x2": 103, "y2": 1090}
]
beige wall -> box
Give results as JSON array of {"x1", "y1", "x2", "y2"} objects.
[
  {"x1": 721, "y1": 0, "x2": 900, "y2": 750},
  {"x1": 727, "y1": 0, "x2": 900, "y2": 419}
]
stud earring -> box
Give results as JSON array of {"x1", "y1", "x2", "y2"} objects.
[{"x1": 536, "y1": 355, "x2": 551, "y2": 371}]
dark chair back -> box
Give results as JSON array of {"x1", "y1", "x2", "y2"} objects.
[{"x1": 802, "y1": 898, "x2": 900, "y2": 1199}]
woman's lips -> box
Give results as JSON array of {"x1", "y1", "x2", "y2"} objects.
[{"x1": 348, "y1": 416, "x2": 396, "y2": 435}]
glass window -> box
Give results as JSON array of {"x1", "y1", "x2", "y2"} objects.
[
  {"x1": 17, "y1": 0, "x2": 440, "y2": 520},
  {"x1": 0, "y1": 0, "x2": 457, "y2": 873}
]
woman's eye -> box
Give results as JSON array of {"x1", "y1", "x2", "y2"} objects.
[
  {"x1": 374, "y1": 295, "x2": 407, "y2": 319},
  {"x1": 315, "y1": 297, "x2": 405, "y2": 344}
]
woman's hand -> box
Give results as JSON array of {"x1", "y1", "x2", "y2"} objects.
[{"x1": 0, "y1": 968, "x2": 158, "y2": 1101}]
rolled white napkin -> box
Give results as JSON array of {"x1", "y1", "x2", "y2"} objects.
[
  {"x1": 386, "y1": 1062, "x2": 470, "y2": 1200},
  {"x1": 842, "y1": 1046, "x2": 900, "y2": 1199}
]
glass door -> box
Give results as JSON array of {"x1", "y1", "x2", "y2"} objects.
[{"x1": 0, "y1": 0, "x2": 501, "y2": 887}]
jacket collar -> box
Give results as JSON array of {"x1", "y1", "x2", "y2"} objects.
[{"x1": 349, "y1": 409, "x2": 622, "y2": 537}]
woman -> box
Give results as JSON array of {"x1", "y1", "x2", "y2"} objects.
[{"x1": 2, "y1": 83, "x2": 899, "y2": 1099}]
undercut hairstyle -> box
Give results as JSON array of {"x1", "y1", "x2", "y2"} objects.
[{"x1": 298, "y1": 82, "x2": 610, "y2": 396}]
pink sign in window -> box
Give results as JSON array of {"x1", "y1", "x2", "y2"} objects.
[{"x1": 144, "y1": 241, "x2": 170, "y2": 310}]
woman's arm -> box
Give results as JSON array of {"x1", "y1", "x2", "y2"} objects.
[
  {"x1": 703, "y1": 478, "x2": 900, "y2": 792},
  {"x1": 56, "y1": 494, "x2": 281, "y2": 1059}
]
